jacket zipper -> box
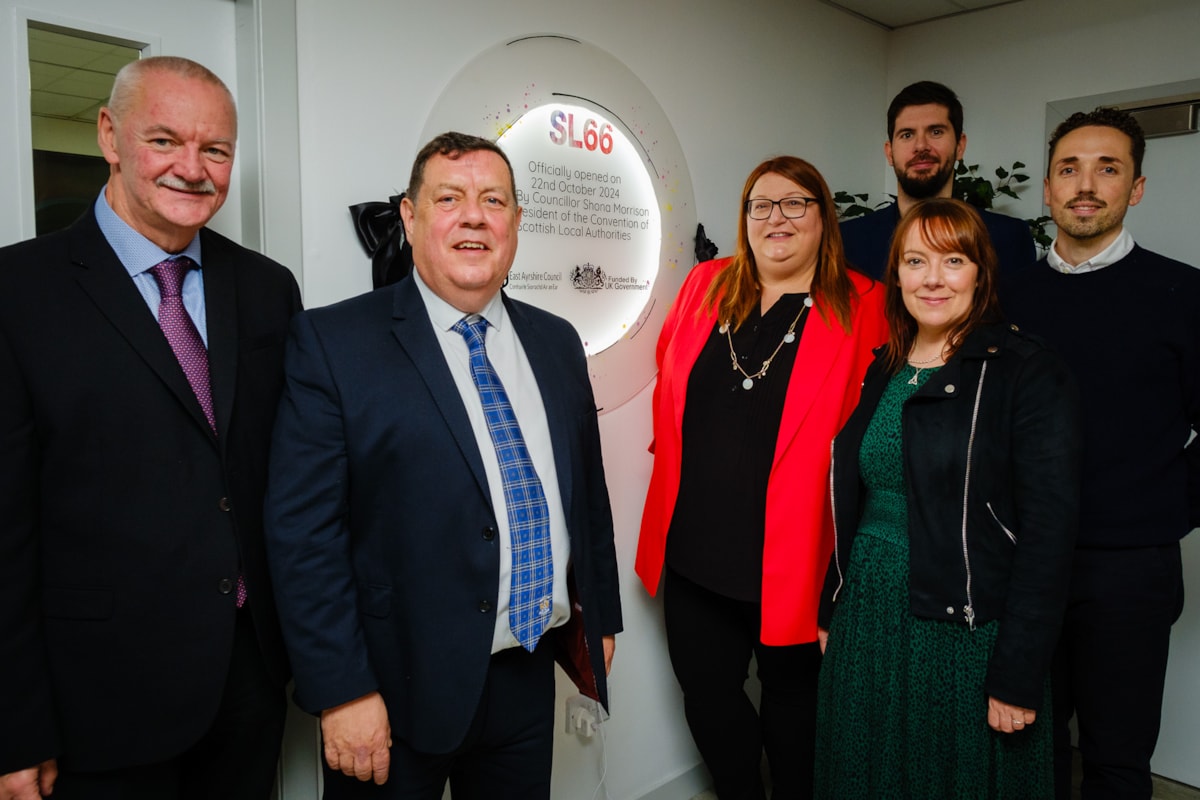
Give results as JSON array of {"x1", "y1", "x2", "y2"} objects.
[
  {"x1": 986, "y1": 502, "x2": 1017, "y2": 544},
  {"x1": 960, "y1": 361, "x2": 988, "y2": 631},
  {"x1": 829, "y1": 439, "x2": 844, "y2": 602}
]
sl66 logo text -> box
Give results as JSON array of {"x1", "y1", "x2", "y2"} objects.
[{"x1": 548, "y1": 109, "x2": 614, "y2": 154}]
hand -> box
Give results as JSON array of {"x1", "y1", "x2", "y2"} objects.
[
  {"x1": 987, "y1": 696, "x2": 1037, "y2": 734},
  {"x1": 321, "y1": 692, "x2": 392, "y2": 784},
  {"x1": 602, "y1": 635, "x2": 615, "y2": 675},
  {"x1": 0, "y1": 760, "x2": 58, "y2": 800},
  {"x1": 817, "y1": 627, "x2": 829, "y2": 654}
]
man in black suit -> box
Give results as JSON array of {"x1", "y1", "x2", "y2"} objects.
[
  {"x1": 0, "y1": 56, "x2": 300, "y2": 799},
  {"x1": 265, "y1": 131, "x2": 622, "y2": 799},
  {"x1": 840, "y1": 80, "x2": 1036, "y2": 279}
]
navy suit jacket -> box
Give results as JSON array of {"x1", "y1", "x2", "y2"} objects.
[
  {"x1": 840, "y1": 202, "x2": 1036, "y2": 280},
  {"x1": 0, "y1": 209, "x2": 300, "y2": 773},
  {"x1": 265, "y1": 276, "x2": 622, "y2": 754}
]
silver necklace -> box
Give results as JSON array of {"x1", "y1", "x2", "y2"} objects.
[
  {"x1": 721, "y1": 296, "x2": 813, "y2": 391},
  {"x1": 906, "y1": 347, "x2": 944, "y2": 385}
]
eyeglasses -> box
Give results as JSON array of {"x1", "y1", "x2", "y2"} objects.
[{"x1": 745, "y1": 197, "x2": 819, "y2": 220}]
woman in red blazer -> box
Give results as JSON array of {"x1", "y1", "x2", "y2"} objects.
[{"x1": 636, "y1": 156, "x2": 886, "y2": 799}]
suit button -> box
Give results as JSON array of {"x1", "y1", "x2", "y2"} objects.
[
  {"x1": 479, "y1": 600, "x2": 493, "y2": 613},
  {"x1": 218, "y1": 578, "x2": 235, "y2": 594},
  {"x1": 482, "y1": 526, "x2": 497, "y2": 541},
  {"x1": 218, "y1": 497, "x2": 232, "y2": 512},
  {"x1": 946, "y1": 606, "x2": 955, "y2": 615}
]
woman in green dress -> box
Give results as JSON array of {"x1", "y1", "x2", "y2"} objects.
[{"x1": 814, "y1": 198, "x2": 1081, "y2": 799}]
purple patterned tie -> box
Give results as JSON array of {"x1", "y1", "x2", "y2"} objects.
[
  {"x1": 454, "y1": 316, "x2": 553, "y2": 651},
  {"x1": 150, "y1": 259, "x2": 245, "y2": 608},
  {"x1": 149, "y1": 257, "x2": 215, "y2": 433}
]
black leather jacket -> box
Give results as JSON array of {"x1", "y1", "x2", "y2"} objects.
[{"x1": 820, "y1": 322, "x2": 1081, "y2": 709}]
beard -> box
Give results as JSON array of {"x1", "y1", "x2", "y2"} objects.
[
  {"x1": 1053, "y1": 194, "x2": 1124, "y2": 241},
  {"x1": 895, "y1": 155, "x2": 955, "y2": 200}
]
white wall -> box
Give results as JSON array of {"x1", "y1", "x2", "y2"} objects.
[{"x1": 290, "y1": 2, "x2": 885, "y2": 797}]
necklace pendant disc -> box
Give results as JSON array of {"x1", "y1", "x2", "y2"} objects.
[
  {"x1": 783, "y1": 332, "x2": 796, "y2": 344},
  {"x1": 742, "y1": 377, "x2": 755, "y2": 390},
  {"x1": 719, "y1": 323, "x2": 729, "y2": 334}
]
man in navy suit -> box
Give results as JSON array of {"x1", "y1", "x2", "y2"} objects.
[
  {"x1": 840, "y1": 80, "x2": 1036, "y2": 279},
  {"x1": 0, "y1": 57, "x2": 299, "y2": 799},
  {"x1": 265, "y1": 131, "x2": 622, "y2": 799}
]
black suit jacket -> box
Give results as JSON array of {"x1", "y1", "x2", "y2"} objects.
[
  {"x1": 0, "y1": 209, "x2": 301, "y2": 773},
  {"x1": 264, "y1": 276, "x2": 622, "y2": 754}
]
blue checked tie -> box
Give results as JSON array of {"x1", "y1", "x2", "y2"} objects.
[{"x1": 454, "y1": 316, "x2": 553, "y2": 651}]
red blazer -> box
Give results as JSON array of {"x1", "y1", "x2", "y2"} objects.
[{"x1": 635, "y1": 258, "x2": 886, "y2": 645}]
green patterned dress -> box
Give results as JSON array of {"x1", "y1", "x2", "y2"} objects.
[{"x1": 814, "y1": 366, "x2": 1053, "y2": 799}]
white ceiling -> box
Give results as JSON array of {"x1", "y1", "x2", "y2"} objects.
[
  {"x1": 28, "y1": 26, "x2": 140, "y2": 126},
  {"x1": 820, "y1": 0, "x2": 1025, "y2": 30},
  {"x1": 24, "y1": 2, "x2": 1029, "y2": 127}
]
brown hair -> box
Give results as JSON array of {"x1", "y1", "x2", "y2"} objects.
[
  {"x1": 1048, "y1": 106, "x2": 1146, "y2": 179},
  {"x1": 704, "y1": 156, "x2": 855, "y2": 332},
  {"x1": 407, "y1": 131, "x2": 516, "y2": 202},
  {"x1": 881, "y1": 198, "x2": 1002, "y2": 372}
]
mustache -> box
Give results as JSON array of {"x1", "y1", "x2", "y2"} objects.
[
  {"x1": 1067, "y1": 193, "x2": 1107, "y2": 208},
  {"x1": 906, "y1": 150, "x2": 939, "y2": 167},
  {"x1": 156, "y1": 175, "x2": 216, "y2": 194}
]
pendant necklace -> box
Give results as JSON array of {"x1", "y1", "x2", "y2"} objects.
[
  {"x1": 907, "y1": 347, "x2": 944, "y2": 385},
  {"x1": 721, "y1": 296, "x2": 813, "y2": 391}
]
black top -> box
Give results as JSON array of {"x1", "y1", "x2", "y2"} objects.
[
  {"x1": 840, "y1": 202, "x2": 1036, "y2": 281},
  {"x1": 666, "y1": 292, "x2": 810, "y2": 600},
  {"x1": 1001, "y1": 246, "x2": 1200, "y2": 547}
]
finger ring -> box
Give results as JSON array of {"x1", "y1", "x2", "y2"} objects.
[{"x1": 1012, "y1": 719, "x2": 1025, "y2": 725}]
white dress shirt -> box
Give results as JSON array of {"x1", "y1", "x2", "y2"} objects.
[
  {"x1": 1048, "y1": 227, "x2": 1135, "y2": 274},
  {"x1": 412, "y1": 269, "x2": 571, "y2": 653}
]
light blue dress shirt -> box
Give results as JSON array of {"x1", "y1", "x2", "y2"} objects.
[{"x1": 93, "y1": 188, "x2": 208, "y2": 345}]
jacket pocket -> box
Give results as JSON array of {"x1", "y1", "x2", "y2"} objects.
[
  {"x1": 43, "y1": 586, "x2": 114, "y2": 620},
  {"x1": 986, "y1": 502, "x2": 1017, "y2": 544},
  {"x1": 359, "y1": 583, "x2": 392, "y2": 618}
]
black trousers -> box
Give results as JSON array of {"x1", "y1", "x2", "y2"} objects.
[
  {"x1": 664, "y1": 567, "x2": 822, "y2": 800},
  {"x1": 53, "y1": 608, "x2": 288, "y2": 800},
  {"x1": 323, "y1": 641, "x2": 556, "y2": 800},
  {"x1": 1052, "y1": 543, "x2": 1185, "y2": 800}
]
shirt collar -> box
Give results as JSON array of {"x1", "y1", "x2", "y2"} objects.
[
  {"x1": 94, "y1": 187, "x2": 203, "y2": 279},
  {"x1": 1047, "y1": 227, "x2": 1134, "y2": 274},
  {"x1": 410, "y1": 268, "x2": 506, "y2": 333}
]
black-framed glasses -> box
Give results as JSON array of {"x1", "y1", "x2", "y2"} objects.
[{"x1": 745, "y1": 196, "x2": 819, "y2": 220}]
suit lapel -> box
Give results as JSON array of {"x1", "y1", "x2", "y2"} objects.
[
  {"x1": 507, "y1": 296, "x2": 575, "y2": 516},
  {"x1": 200, "y1": 231, "x2": 238, "y2": 445},
  {"x1": 389, "y1": 279, "x2": 491, "y2": 498},
  {"x1": 68, "y1": 214, "x2": 217, "y2": 444},
  {"x1": 774, "y1": 302, "x2": 848, "y2": 467}
]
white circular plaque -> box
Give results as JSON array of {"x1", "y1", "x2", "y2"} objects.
[
  {"x1": 419, "y1": 35, "x2": 696, "y2": 413},
  {"x1": 500, "y1": 102, "x2": 661, "y2": 355}
]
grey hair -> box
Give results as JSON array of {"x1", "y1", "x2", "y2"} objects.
[{"x1": 106, "y1": 56, "x2": 236, "y2": 128}]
